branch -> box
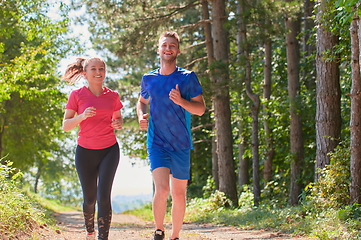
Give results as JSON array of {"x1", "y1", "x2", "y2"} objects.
[
  {"x1": 183, "y1": 56, "x2": 208, "y2": 68},
  {"x1": 135, "y1": 0, "x2": 201, "y2": 22},
  {"x1": 193, "y1": 139, "x2": 212, "y2": 144},
  {"x1": 192, "y1": 123, "x2": 213, "y2": 131}
]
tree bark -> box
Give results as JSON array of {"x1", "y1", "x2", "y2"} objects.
[
  {"x1": 236, "y1": 0, "x2": 251, "y2": 188},
  {"x1": 285, "y1": 7, "x2": 304, "y2": 205},
  {"x1": 211, "y1": 0, "x2": 238, "y2": 206},
  {"x1": 237, "y1": 121, "x2": 250, "y2": 187},
  {"x1": 212, "y1": 135, "x2": 219, "y2": 189},
  {"x1": 349, "y1": 14, "x2": 361, "y2": 204},
  {"x1": 238, "y1": 0, "x2": 261, "y2": 205},
  {"x1": 303, "y1": 0, "x2": 316, "y2": 90},
  {"x1": 315, "y1": 0, "x2": 341, "y2": 180},
  {"x1": 201, "y1": 0, "x2": 219, "y2": 190},
  {"x1": 263, "y1": 32, "x2": 274, "y2": 183}
]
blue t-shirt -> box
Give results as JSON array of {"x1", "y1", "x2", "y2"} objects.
[{"x1": 140, "y1": 67, "x2": 203, "y2": 151}]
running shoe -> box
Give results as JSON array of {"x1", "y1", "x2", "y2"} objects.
[
  {"x1": 86, "y1": 232, "x2": 96, "y2": 240},
  {"x1": 153, "y1": 229, "x2": 165, "y2": 240}
]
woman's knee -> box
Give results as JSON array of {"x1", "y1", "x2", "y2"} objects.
[{"x1": 83, "y1": 195, "x2": 97, "y2": 207}]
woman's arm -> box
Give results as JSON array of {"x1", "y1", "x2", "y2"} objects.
[
  {"x1": 112, "y1": 110, "x2": 123, "y2": 130},
  {"x1": 62, "y1": 107, "x2": 96, "y2": 131}
]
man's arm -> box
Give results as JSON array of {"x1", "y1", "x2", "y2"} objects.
[
  {"x1": 137, "y1": 95, "x2": 150, "y2": 129},
  {"x1": 169, "y1": 84, "x2": 206, "y2": 116}
]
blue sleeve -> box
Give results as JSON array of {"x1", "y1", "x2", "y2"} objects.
[
  {"x1": 140, "y1": 76, "x2": 150, "y2": 99},
  {"x1": 189, "y1": 72, "x2": 203, "y2": 98}
]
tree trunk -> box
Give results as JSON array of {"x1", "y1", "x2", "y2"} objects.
[
  {"x1": 263, "y1": 33, "x2": 274, "y2": 183},
  {"x1": 285, "y1": 7, "x2": 304, "y2": 205},
  {"x1": 237, "y1": 121, "x2": 250, "y2": 187},
  {"x1": 201, "y1": 0, "x2": 219, "y2": 190},
  {"x1": 315, "y1": 0, "x2": 341, "y2": 180},
  {"x1": 239, "y1": 0, "x2": 261, "y2": 205},
  {"x1": 236, "y1": 0, "x2": 250, "y2": 188},
  {"x1": 303, "y1": 0, "x2": 316, "y2": 90},
  {"x1": 34, "y1": 165, "x2": 42, "y2": 193},
  {"x1": 211, "y1": 0, "x2": 238, "y2": 206},
  {"x1": 350, "y1": 14, "x2": 361, "y2": 204},
  {"x1": 212, "y1": 135, "x2": 219, "y2": 189}
]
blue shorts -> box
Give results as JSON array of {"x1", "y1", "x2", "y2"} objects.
[{"x1": 148, "y1": 148, "x2": 190, "y2": 180}]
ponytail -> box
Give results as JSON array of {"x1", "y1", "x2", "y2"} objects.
[
  {"x1": 61, "y1": 58, "x2": 86, "y2": 84},
  {"x1": 62, "y1": 57, "x2": 106, "y2": 84}
]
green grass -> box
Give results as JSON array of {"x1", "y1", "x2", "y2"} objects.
[
  {"x1": 2, "y1": 158, "x2": 361, "y2": 240},
  {"x1": 0, "y1": 162, "x2": 79, "y2": 239},
  {"x1": 123, "y1": 202, "x2": 154, "y2": 221},
  {"x1": 0, "y1": 188, "x2": 80, "y2": 239},
  {"x1": 126, "y1": 191, "x2": 361, "y2": 240}
]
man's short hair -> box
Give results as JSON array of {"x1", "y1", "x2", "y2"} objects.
[{"x1": 159, "y1": 31, "x2": 180, "y2": 47}]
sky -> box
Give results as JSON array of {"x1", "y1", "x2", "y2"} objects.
[
  {"x1": 53, "y1": 2, "x2": 153, "y2": 197},
  {"x1": 112, "y1": 152, "x2": 153, "y2": 196}
]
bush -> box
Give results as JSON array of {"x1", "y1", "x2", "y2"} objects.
[
  {"x1": 0, "y1": 161, "x2": 45, "y2": 239},
  {"x1": 306, "y1": 141, "x2": 350, "y2": 209}
]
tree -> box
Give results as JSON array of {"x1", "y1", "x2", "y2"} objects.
[
  {"x1": 211, "y1": 0, "x2": 238, "y2": 206},
  {"x1": 315, "y1": 0, "x2": 341, "y2": 180},
  {"x1": 349, "y1": 9, "x2": 361, "y2": 204},
  {"x1": 238, "y1": 0, "x2": 261, "y2": 205},
  {"x1": 0, "y1": 0, "x2": 78, "y2": 195},
  {"x1": 284, "y1": 0, "x2": 304, "y2": 205}
]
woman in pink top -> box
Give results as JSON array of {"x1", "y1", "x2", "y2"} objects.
[{"x1": 62, "y1": 57, "x2": 123, "y2": 240}]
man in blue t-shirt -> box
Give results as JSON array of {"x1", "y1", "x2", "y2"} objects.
[{"x1": 137, "y1": 31, "x2": 206, "y2": 240}]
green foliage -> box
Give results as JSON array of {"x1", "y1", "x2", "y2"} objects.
[
  {"x1": 306, "y1": 141, "x2": 350, "y2": 209},
  {"x1": 0, "y1": 160, "x2": 47, "y2": 239},
  {"x1": 238, "y1": 185, "x2": 254, "y2": 209},
  {"x1": 335, "y1": 0, "x2": 361, "y2": 25},
  {"x1": 0, "y1": 0, "x2": 82, "y2": 200},
  {"x1": 123, "y1": 202, "x2": 154, "y2": 222},
  {"x1": 187, "y1": 190, "x2": 233, "y2": 214}
]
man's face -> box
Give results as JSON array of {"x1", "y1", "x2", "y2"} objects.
[{"x1": 157, "y1": 36, "x2": 180, "y2": 63}]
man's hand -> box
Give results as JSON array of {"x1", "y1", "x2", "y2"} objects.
[
  {"x1": 139, "y1": 113, "x2": 149, "y2": 130},
  {"x1": 169, "y1": 84, "x2": 183, "y2": 105},
  {"x1": 111, "y1": 119, "x2": 123, "y2": 130}
]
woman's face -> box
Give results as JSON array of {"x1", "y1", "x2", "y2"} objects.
[{"x1": 83, "y1": 59, "x2": 106, "y2": 84}]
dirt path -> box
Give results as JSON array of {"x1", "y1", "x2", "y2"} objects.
[{"x1": 37, "y1": 211, "x2": 316, "y2": 240}]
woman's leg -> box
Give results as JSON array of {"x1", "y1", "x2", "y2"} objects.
[
  {"x1": 75, "y1": 145, "x2": 99, "y2": 234},
  {"x1": 97, "y1": 143, "x2": 120, "y2": 240}
]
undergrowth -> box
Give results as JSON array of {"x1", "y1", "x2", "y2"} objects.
[
  {"x1": 128, "y1": 142, "x2": 361, "y2": 239},
  {"x1": 0, "y1": 161, "x2": 46, "y2": 239},
  {"x1": 0, "y1": 160, "x2": 77, "y2": 239}
]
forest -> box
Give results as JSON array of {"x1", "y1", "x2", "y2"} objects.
[{"x1": 1, "y1": 0, "x2": 361, "y2": 212}]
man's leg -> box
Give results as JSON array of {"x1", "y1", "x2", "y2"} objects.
[
  {"x1": 169, "y1": 177, "x2": 188, "y2": 239},
  {"x1": 152, "y1": 167, "x2": 171, "y2": 232}
]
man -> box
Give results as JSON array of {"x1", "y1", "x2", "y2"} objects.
[{"x1": 136, "y1": 31, "x2": 206, "y2": 240}]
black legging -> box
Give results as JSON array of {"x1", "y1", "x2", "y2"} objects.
[{"x1": 75, "y1": 143, "x2": 120, "y2": 240}]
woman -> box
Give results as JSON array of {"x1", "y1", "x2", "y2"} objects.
[{"x1": 62, "y1": 57, "x2": 123, "y2": 240}]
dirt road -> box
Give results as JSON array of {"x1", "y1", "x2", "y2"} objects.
[{"x1": 37, "y1": 211, "x2": 316, "y2": 240}]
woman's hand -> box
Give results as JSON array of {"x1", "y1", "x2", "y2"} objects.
[
  {"x1": 80, "y1": 107, "x2": 96, "y2": 120},
  {"x1": 112, "y1": 118, "x2": 123, "y2": 130}
]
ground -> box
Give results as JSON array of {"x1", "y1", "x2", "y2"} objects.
[{"x1": 33, "y1": 211, "x2": 316, "y2": 240}]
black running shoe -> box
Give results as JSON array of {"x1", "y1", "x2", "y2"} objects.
[
  {"x1": 153, "y1": 229, "x2": 165, "y2": 240},
  {"x1": 169, "y1": 238, "x2": 179, "y2": 240}
]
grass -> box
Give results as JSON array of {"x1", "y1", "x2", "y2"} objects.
[
  {"x1": 126, "y1": 191, "x2": 361, "y2": 240},
  {"x1": 0, "y1": 189, "x2": 80, "y2": 239},
  {"x1": 0, "y1": 162, "x2": 79, "y2": 239},
  {"x1": 2, "y1": 159, "x2": 361, "y2": 240}
]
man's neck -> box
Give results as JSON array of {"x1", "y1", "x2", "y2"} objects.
[{"x1": 159, "y1": 62, "x2": 176, "y2": 75}]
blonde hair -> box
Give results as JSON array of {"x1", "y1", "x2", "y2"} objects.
[
  {"x1": 61, "y1": 57, "x2": 106, "y2": 84},
  {"x1": 159, "y1": 31, "x2": 180, "y2": 47}
]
